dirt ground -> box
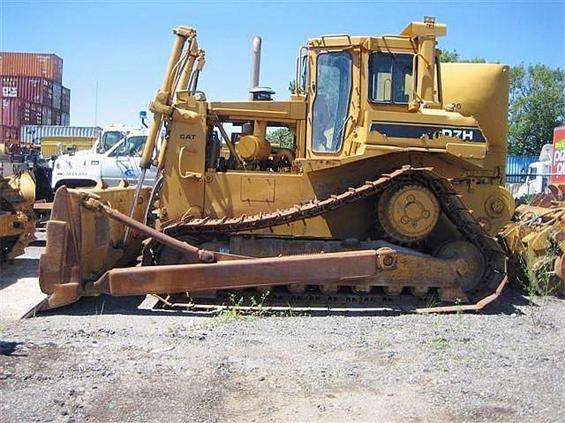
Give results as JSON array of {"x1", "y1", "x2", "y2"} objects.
[{"x1": 1, "y1": 243, "x2": 564, "y2": 423}]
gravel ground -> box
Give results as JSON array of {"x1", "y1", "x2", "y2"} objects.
[
  {"x1": 1, "y1": 290, "x2": 564, "y2": 422},
  {"x1": 1, "y1": 245, "x2": 564, "y2": 422}
]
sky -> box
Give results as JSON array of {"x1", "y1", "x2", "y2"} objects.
[{"x1": 1, "y1": 0, "x2": 564, "y2": 127}]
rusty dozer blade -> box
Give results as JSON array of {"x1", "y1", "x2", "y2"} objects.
[
  {"x1": 39, "y1": 185, "x2": 151, "y2": 309},
  {"x1": 39, "y1": 185, "x2": 247, "y2": 309}
]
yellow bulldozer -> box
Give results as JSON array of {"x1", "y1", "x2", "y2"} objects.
[
  {"x1": 0, "y1": 172, "x2": 36, "y2": 261},
  {"x1": 39, "y1": 17, "x2": 517, "y2": 312}
]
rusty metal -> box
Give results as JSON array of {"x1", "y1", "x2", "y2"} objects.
[
  {"x1": 81, "y1": 195, "x2": 246, "y2": 263},
  {"x1": 500, "y1": 201, "x2": 564, "y2": 296},
  {"x1": 92, "y1": 249, "x2": 387, "y2": 296},
  {"x1": 89, "y1": 241, "x2": 481, "y2": 305},
  {"x1": 149, "y1": 275, "x2": 509, "y2": 315}
]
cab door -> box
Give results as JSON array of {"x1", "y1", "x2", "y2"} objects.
[
  {"x1": 308, "y1": 51, "x2": 353, "y2": 155},
  {"x1": 100, "y1": 136, "x2": 149, "y2": 186},
  {"x1": 100, "y1": 142, "x2": 127, "y2": 187}
]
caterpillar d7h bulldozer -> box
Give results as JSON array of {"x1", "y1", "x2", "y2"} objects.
[{"x1": 38, "y1": 17, "x2": 516, "y2": 312}]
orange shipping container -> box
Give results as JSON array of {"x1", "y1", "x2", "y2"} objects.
[{"x1": 0, "y1": 52, "x2": 63, "y2": 83}]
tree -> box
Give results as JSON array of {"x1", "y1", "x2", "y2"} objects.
[
  {"x1": 439, "y1": 49, "x2": 460, "y2": 63},
  {"x1": 267, "y1": 127, "x2": 295, "y2": 150},
  {"x1": 439, "y1": 49, "x2": 485, "y2": 63},
  {"x1": 440, "y1": 49, "x2": 564, "y2": 156},
  {"x1": 507, "y1": 65, "x2": 564, "y2": 155}
]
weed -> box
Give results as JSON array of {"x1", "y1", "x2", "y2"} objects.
[
  {"x1": 217, "y1": 290, "x2": 272, "y2": 321},
  {"x1": 429, "y1": 317, "x2": 450, "y2": 350},
  {"x1": 424, "y1": 294, "x2": 441, "y2": 309},
  {"x1": 249, "y1": 290, "x2": 271, "y2": 318},
  {"x1": 217, "y1": 292, "x2": 245, "y2": 321},
  {"x1": 431, "y1": 336, "x2": 449, "y2": 350}
]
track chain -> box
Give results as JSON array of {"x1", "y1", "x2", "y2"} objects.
[{"x1": 162, "y1": 166, "x2": 507, "y2": 302}]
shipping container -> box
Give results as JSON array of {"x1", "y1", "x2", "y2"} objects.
[
  {"x1": 61, "y1": 87, "x2": 70, "y2": 112},
  {"x1": 51, "y1": 109, "x2": 61, "y2": 125},
  {"x1": 0, "y1": 76, "x2": 51, "y2": 104},
  {"x1": 20, "y1": 101, "x2": 32, "y2": 125},
  {"x1": 1, "y1": 98, "x2": 12, "y2": 125},
  {"x1": 52, "y1": 82, "x2": 62, "y2": 109},
  {"x1": 0, "y1": 125, "x2": 19, "y2": 141},
  {"x1": 0, "y1": 52, "x2": 63, "y2": 83},
  {"x1": 41, "y1": 106, "x2": 52, "y2": 125},
  {"x1": 41, "y1": 79, "x2": 53, "y2": 107},
  {"x1": 1, "y1": 98, "x2": 21, "y2": 127},
  {"x1": 30, "y1": 103, "x2": 42, "y2": 124}
]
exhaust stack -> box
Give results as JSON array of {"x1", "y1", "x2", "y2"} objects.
[{"x1": 249, "y1": 36, "x2": 262, "y2": 99}]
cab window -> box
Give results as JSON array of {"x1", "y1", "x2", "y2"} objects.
[
  {"x1": 99, "y1": 131, "x2": 125, "y2": 153},
  {"x1": 311, "y1": 51, "x2": 352, "y2": 153},
  {"x1": 109, "y1": 136, "x2": 147, "y2": 157},
  {"x1": 369, "y1": 52, "x2": 414, "y2": 104}
]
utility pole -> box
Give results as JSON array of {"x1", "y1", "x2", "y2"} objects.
[{"x1": 94, "y1": 80, "x2": 99, "y2": 126}]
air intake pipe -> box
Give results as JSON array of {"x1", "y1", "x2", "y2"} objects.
[{"x1": 249, "y1": 36, "x2": 262, "y2": 99}]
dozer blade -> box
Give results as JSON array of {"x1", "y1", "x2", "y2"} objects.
[{"x1": 38, "y1": 184, "x2": 152, "y2": 308}]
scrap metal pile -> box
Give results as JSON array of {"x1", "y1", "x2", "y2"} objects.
[{"x1": 500, "y1": 189, "x2": 564, "y2": 296}]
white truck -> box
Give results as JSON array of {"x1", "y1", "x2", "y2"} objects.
[
  {"x1": 51, "y1": 129, "x2": 157, "y2": 190},
  {"x1": 514, "y1": 143, "x2": 553, "y2": 198}
]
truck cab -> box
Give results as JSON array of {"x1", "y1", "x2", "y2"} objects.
[
  {"x1": 51, "y1": 125, "x2": 141, "y2": 189},
  {"x1": 51, "y1": 128, "x2": 156, "y2": 189}
]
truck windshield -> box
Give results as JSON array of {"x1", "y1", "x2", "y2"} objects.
[
  {"x1": 100, "y1": 131, "x2": 125, "y2": 153},
  {"x1": 109, "y1": 136, "x2": 147, "y2": 157},
  {"x1": 311, "y1": 51, "x2": 352, "y2": 153}
]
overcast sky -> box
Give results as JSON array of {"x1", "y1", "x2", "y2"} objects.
[{"x1": 2, "y1": 0, "x2": 563, "y2": 127}]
